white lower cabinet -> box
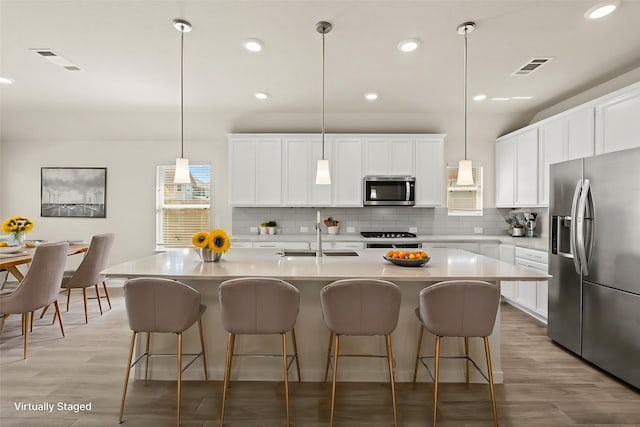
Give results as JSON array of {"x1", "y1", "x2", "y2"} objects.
[
  {"x1": 499, "y1": 244, "x2": 517, "y2": 300},
  {"x1": 512, "y1": 247, "x2": 548, "y2": 322}
]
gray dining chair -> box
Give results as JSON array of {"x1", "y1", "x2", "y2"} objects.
[
  {"x1": 0, "y1": 241, "x2": 69, "y2": 359},
  {"x1": 119, "y1": 277, "x2": 208, "y2": 427},
  {"x1": 413, "y1": 280, "x2": 501, "y2": 427},
  {"x1": 60, "y1": 233, "x2": 114, "y2": 323},
  {"x1": 320, "y1": 278, "x2": 401, "y2": 427},
  {"x1": 218, "y1": 277, "x2": 301, "y2": 427}
]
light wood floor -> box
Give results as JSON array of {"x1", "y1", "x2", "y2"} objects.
[{"x1": 1, "y1": 290, "x2": 639, "y2": 426}]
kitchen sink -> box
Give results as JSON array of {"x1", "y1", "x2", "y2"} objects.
[{"x1": 280, "y1": 249, "x2": 359, "y2": 257}]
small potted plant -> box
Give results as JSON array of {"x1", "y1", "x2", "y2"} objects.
[
  {"x1": 266, "y1": 220, "x2": 277, "y2": 235},
  {"x1": 323, "y1": 217, "x2": 340, "y2": 235},
  {"x1": 259, "y1": 222, "x2": 268, "y2": 235}
]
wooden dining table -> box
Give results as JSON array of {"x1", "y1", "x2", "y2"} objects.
[{"x1": 0, "y1": 244, "x2": 89, "y2": 282}]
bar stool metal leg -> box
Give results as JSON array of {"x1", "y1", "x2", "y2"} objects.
[
  {"x1": 198, "y1": 318, "x2": 209, "y2": 380},
  {"x1": 412, "y1": 324, "x2": 424, "y2": 383},
  {"x1": 220, "y1": 332, "x2": 235, "y2": 426},
  {"x1": 465, "y1": 336, "x2": 470, "y2": 384},
  {"x1": 177, "y1": 333, "x2": 183, "y2": 427},
  {"x1": 290, "y1": 327, "x2": 301, "y2": 382},
  {"x1": 385, "y1": 334, "x2": 398, "y2": 427},
  {"x1": 329, "y1": 334, "x2": 340, "y2": 427},
  {"x1": 282, "y1": 333, "x2": 290, "y2": 427},
  {"x1": 433, "y1": 335, "x2": 441, "y2": 427},
  {"x1": 144, "y1": 332, "x2": 151, "y2": 385},
  {"x1": 324, "y1": 331, "x2": 334, "y2": 382},
  {"x1": 119, "y1": 331, "x2": 136, "y2": 423},
  {"x1": 484, "y1": 336, "x2": 499, "y2": 427}
]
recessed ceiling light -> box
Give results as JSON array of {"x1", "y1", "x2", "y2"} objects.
[
  {"x1": 511, "y1": 96, "x2": 533, "y2": 100},
  {"x1": 491, "y1": 97, "x2": 510, "y2": 101},
  {"x1": 364, "y1": 92, "x2": 379, "y2": 101},
  {"x1": 585, "y1": 1, "x2": 620, "y2": 19},
  {"x1": 473, "y1": 94, "x2": 487, "y2": 101},
  {"x1": 254, "y1": 92, "x2": 269, "y2": 100},
  {"x1": 397, "y1": 39, "x2": 420, "y2": 53},
  {"x1": 0, "y1": 77, "x2": 14, "y2": 84},
  {"x1": 243, "y1": 39, "x2": 263, "y2": 52}
]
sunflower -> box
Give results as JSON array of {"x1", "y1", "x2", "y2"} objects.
[
  {"x1": 1, "y1": 216, "x2": 34, "y2": 235},
  {"x1": 207, "y1": 229, "x2": 230, "y2": 253},
  {"x1": 192, "y1": 231, "x2": 209, "y2": 248}
]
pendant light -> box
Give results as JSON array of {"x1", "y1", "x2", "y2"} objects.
[
  {"x1": 315, "y1": 21, "x2": 332, "y2": 185},
  {"x1": 173, "y1": 19, "x2": 192, "y2": 184},
  {"x1": 456, "y1": 21, "x2": 475, "y2": 186}
]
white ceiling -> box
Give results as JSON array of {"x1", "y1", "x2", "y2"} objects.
[{"x1": 1, "y1": 0, "x2": 640, "y2": 118}]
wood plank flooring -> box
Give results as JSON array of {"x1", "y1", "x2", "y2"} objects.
[{"x1": 1, "y1": 290, "x2": 638, "y2": 426}]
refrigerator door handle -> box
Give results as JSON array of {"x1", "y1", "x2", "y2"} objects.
[
  {"x1": 576, "y1": 179, "x2": 590, "y2": 276},
  {"x1": 570, "y1": 179, "x2": 582, "y2": 275}
]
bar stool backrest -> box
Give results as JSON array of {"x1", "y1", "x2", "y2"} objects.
[
  {"x1": 320, "y1": 279, "x2": 401, "y2": 336},
  {"x1": 419, "y1": 280, "x2": 500, "y2": 337},
  {"x1": 219, "y1": 277, "x2": 300, "y2": 334},
  {"x1": 124, "y1": 278, "x2": 202, "y2": 333}
]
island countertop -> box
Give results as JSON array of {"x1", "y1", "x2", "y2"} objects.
[{"x1": 103, "y1": 247, "x2": 550, "y2": 282}]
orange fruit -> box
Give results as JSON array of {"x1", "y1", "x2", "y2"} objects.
[
  {"x1": 408, "y1": 254, "x2": 416, "y2": 259},
  {"x1": 0, "y1": 242, "x2": 8, "y2": 247}
]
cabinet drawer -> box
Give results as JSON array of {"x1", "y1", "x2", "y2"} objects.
[{"x1": 515, "y1": 247, "x2": 548, "y2": 264}]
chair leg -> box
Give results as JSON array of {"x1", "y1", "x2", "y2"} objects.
[
  {"x1": 94, "y1": 284, "x2": 103, "y2": 315},
  {"x1": 412, "y1": 324, "x2": 424, "y2": 383},
  {"x1": 386, "y1": 334, "x2": 398, "y2": 427},
  {"x1": 144, "y1": 332, "x2": 151, "y2": 385},
  {"x1": 433, "y1": 335, "x2": 441, "y2": 427},
  {"x1": 198, "y1": 318, "x2": 209, "y2": 380},
  {"x1": 119, "y1": 331, "x2": 136, "y2": 424},
  {"x1": 66, "y1": 289, "x2": 71, "y2": 312},
  {"x1": 82, "y1": 288, "x2": 89, "y2": 323},
  {"x1": 220, "y1": 332, "x2": 235, "y2": 426},
  {"x1": 0, "y1": 314, "x2": 6, "y2": 334},
  {"x1": 465, "y1": 336, "x2": 470, "y2": 384},
  {"x1": 30, "y1": 311, "x2": 34, "y2": 332},
  {"x1": 290, "y1": 327, "x2": 301, "y2": 382},
  {"x1": 102, "y1": 281, "x2": 112, "y2": 309},
  {"x1": 23, "y1": 312, "x2": 29, "y2": 359},
  {"x1": 323, "y1": 331, "x2": 334, "y2": 382},
  {"x1": 282, "y1": 333, "x2": 290, "y2": 427},
  {"x1": 40, "y1": 305, "x2": 49, "y2": 318},
  {"x1": 484, "y1": 336, "x2": 499, "y2": 427},
  {"x1": 329, "y1": 334, "x2": 340, "y2": 427},
  {"x1": 54, "y1": 301, "x2": 65, "y2": 337},
  {"x1": 177, "y1": 333, "x2": 183, "y2": 427}
]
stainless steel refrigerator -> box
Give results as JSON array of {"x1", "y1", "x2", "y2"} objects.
[{"x1": 549, "y1": 147, "x2": 640, "y2": 389}]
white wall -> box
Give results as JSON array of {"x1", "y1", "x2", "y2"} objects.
[{"x1": 0, "y1": 108, "x2": 530, "y2": 262}]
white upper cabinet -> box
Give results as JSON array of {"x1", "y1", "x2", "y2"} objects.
[
  {"x1": 363, "y1": 137, "x2": 414, "y2": 175},
  {"x1": 595, "y1": 85, "x2": 640, "y2": 155},
  {"x1": 514, "y1": 128, "x2": 539, "y2": 207},
  {"x1": 566, "y1": 108, "x2": 595, "y2": 160},
  {"x1": 283, "y1": 136, "x2": 332, "y2": 206},
  {"x1": 229, "y1": 136, "x2": 282, "y2": 206},
  {"x1": 332, "y1": 137, "x2": 363, "y2": 206},
  {"x1": 538, "y1": 119, "x2": 565, "y2": 205},
  {"x1": 414, "y1": 137, "x2": 445, "y2": 206},
  {"x1": 496, "y1": 137, "x2": 516, "y2": 207}
]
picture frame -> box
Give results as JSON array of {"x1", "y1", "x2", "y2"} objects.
[{"x1": 41, "y1": 167, "x2": 107, "y2": 218}]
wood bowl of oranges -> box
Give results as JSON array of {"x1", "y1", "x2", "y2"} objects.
[{"x1": 383, "y1": 250, "x2": 430, "y2": 267}]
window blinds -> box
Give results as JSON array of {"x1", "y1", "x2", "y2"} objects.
[{"x1": 447, "y1": 166, "x2": 483, "y2": 215}]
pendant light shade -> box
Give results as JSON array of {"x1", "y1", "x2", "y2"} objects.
[
  {"x1": 456, "y1": 21, "x2": 475, "y2": 186},
  {"x1": 173, "y1": 19, "x2": 192, "y2": 184},
  {"x1": 315, "y1": 21, "x2": 332, "y2": 186}
]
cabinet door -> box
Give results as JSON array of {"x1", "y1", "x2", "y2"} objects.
[
  {"x1": 566, "y1": 108, "x2": 594, "y2": 160},
  {"x1": 229, "y1": 138, "x2": 256, "y2": 206},
  {"x1": 516, "y1": 281, "x2": 538, "y2": 312},
  {"x1": 363, "y1": 138, "x2": 388, "y2": 175},
  {"x1": 515, "y1": 128, "x2": 538, "y2": 207},
  {"x1": 596, "y1": 86, "x2": 640, "y2": 154},
  {"x1": 414, "y1": 137, "x2": 444, "y2": 206},
  {"x1": 283, "y1": 137, "x2": 310, "y2": 205},
  {"x1": 537, "y1": 280, "x2": 548, "y2": 318},
  {"x1": 332, "y1": 137, "x2": 363, "y2": 206},
  {"x1": 255, "y1": 138, "x2": 282, "y2": 206},
  {"x1": 495, "y1": 138, "x2": 515, "y2": 207},
  {"x1": 538, "y1": 120, "x2": 565, "y2": 206},
  {"x1": 388, "y1": 138, "x2": 414, "y2": 175}
]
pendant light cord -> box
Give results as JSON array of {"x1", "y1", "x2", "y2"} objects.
[
  {"x1": 180, "y1": 26, "x2": 185, "y2": 159},
  {"x1": 463, "y1": 27, "x2": 468, "y2": 162},
  {"x1": 321, "y1": 31, "x2": 326, "y2": 160}
]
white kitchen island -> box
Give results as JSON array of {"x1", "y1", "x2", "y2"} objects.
[{"x1": 103, "y1": 247, "x2": 549, "y2": 384}]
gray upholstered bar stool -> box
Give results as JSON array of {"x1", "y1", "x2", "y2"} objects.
[
  {"x1": 320, "y1": 279, "x2": 401, "y2": 427},
  {"x1": 119, "y1": 278, "x2": 208, "y2": 427},
  {"x1": 412, "y1": 280, "x2": 501, "y2": 427},
  {"x1": 218, "y1": 277, "x2": 301, "y2": 427}
]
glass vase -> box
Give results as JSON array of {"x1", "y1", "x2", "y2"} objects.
[
  {"x1": 197, "y1": 247, "x2": 222, "y2": 262},
  {"x1": 13, "y1": 232, "x2": 25, "y2": 247}
]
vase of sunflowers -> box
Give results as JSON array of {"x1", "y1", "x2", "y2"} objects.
[
  {"x1": 192, "y1": 229, "x2": 230, "y2": 262},
  {"x1": 1, "y1": 216, "x2": 34, "y2": 247}
]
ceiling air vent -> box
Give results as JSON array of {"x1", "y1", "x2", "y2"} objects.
[
  {"x1": 511, "y1": 57, "x2": 552, "y2": 76},
  {"x1": 29, "y1": 48, "x2": 82, "y2": 71}
]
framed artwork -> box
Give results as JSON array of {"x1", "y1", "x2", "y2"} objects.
[{"x1": 41, "y1": 167, "x2": 107, "y2": 218}]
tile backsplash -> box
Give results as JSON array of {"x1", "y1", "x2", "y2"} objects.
[{"x1": 232, "y1": 207, "x2": 513, "y2": 236}]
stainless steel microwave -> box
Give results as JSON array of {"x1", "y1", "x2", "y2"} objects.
[{"x1": 363, "y1": 176, "x2": 415, "y2": 206}]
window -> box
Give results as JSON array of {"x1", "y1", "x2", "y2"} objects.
[
  {"x1": 447, "y1": 165, "x2": 483, "y2": 216},
  {"x1": 156, "y1": 164, "x2": 211, "y2": 246}
]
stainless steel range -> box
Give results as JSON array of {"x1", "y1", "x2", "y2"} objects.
[{"x1": 360, "y1": 231, "x2": 421, "y2": 248}]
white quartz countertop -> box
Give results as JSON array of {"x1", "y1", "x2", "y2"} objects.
[{"x1": 104, "y1": 247, "x2": 550, "y2": 282}]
